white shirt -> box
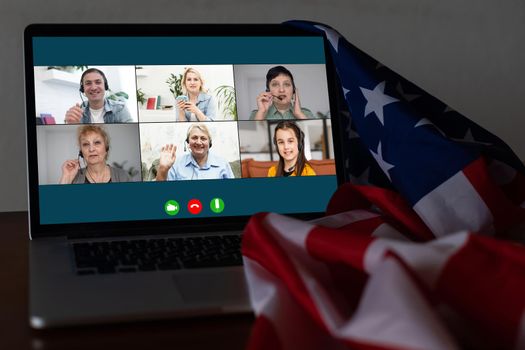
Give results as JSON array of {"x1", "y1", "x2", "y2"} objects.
[{"x1": 89, "y1": 107, "x2": 105, "y2": 123}]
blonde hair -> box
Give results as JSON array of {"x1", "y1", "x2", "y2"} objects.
[
  {"x1": 181, "y1": 67, "x2": 207, "y2": 94},
  {"x1": 77, "y1": 125, "x2": 110, "y2": 160}
]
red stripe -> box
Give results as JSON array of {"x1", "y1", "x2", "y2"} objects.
[
  {"x1": 500, "y1": 171, "x2": 525, "y2": 206},
  {"x1": 246, "y1": 315, "x2": 283, "y2": 350},
  {"x1": 304, "y1": 224, "x2": 376, "y2": 317},
  {"x1": 436, "y1": 234, "x2": 525, "y2": 348},
  {"x1": 463, "y1": 157, "x2": 524, "y2": 233},
  {"x1": 306, "y1": 221, "x2": 378, "y2": 270},
  {"x1": 327, "y1": 183, "x2": 434, "y2": 241}
]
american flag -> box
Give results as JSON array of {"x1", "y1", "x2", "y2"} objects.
[{"x1": 241, "y1": 21, "x2": 525, "y2": 349}]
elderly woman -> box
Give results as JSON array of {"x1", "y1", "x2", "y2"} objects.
[
  {"x1": 59, "y1": 125, "x2": 130, "y2": 184},
  {"x1": 176, "y1": 67, "x2": 216, "y2": 122},
  {"x1": 156, "y1": 123, "x2": 233, "y2": 181},
  {"x1": 250, "y1": 65, "x2": 315, "y2": 120}
]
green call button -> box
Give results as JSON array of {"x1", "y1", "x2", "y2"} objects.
[{"x1": 210, "y1": 198, "x2": 225, "y2": 214}]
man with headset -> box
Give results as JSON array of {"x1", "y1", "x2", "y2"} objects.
[
  {"x1": 64, "y1": 68, "x2": 133, "y2": 124},
  {"x1": 155, "y1": 123, "x2": 234, "y2": 181}
]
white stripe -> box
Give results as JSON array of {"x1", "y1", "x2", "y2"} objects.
[
  {"x1": 265, "y1": 212, "x2": 313, "y2": 249},
  {"x1": 309, "y1": 209, "x2": 380, "y2": 228},
  {"x1": 514, "y1": 310, "x2": 525, "y2": 350},
  {"x1": 340, "y1": 257, "x2": 459, "y2": 349},
  {"x1": 264, "y1": 213, "x2": 349, "y2": 328},
  {"x1": 243, "y1": 257, "x2": 279, "y2": 315},
  {"x1": 243, "y1": 257, "x2": 341, "y2": 350},
  {"x1": 371, "y1": 222, "x2": 409, "y2": 240},
  {"x1": 314, "y1": 25, "x2": 340, "y2": 52},
  {"x1": 363, "y1": 232, "x2": 469, "y2": 288},
  {"x1": 413, "y1": 171, "x2": 493, "y2": 236}
]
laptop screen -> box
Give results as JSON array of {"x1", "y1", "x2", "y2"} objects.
[{"x1": 25, "y1": 24, "x2": 344, "y2": 236}]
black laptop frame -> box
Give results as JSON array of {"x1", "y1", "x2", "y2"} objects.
[{"x1": 24, "y1": 23, "x2": 346, "y2": 239}]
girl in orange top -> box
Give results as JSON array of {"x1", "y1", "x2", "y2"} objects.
[{"x1": 267, "y1": 121, "x2": 316, "y2": 177}]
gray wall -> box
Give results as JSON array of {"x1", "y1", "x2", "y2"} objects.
[{"x1": 1, "y1": 0, "x2": 524, "y2": 212}]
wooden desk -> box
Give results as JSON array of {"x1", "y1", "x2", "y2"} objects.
[{"x1": 0, "y1": 212, "x2": 254, "y2": 350}]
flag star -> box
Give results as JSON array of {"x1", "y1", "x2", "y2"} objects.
[
  {"x1": 415, "y1": 118, "x2": 446, "y2": 137},
  {"x1": 360, "y1": 81, "x2": 399, "y2": 125},
  {"x1": 452, "y1": 128, "x2": 492, "y2": 146},
  {"x1": 314, "y1": 25, "x2": 340, "y2": 52},
  {"x1": 342, "y1": 87, "x2": 350, "y2": 96},
  {"x1": 370, "y1": 142, "x2": 394, "y2": 181},
  {"x1": 396, "y1": 82, "x2": 420, "y2": 102},
  {"x1": 462, "y1": 128, "x2": 475, "y2": 142},
  {"x1": 341, "y1": 110, "x2": 354, "y2": 125}
]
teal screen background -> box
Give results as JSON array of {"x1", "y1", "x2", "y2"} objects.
[{"x1": 34, "y1": 35, "x2": 338, "y2": 224}]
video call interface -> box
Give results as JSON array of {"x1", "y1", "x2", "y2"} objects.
[{"x1": 32, "y1": 36, "x2": 338, "y2": 224}]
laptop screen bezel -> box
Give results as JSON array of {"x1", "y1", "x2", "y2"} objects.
[{"x1": 24, "y1": 23, "x2": 346, "y2": 239}]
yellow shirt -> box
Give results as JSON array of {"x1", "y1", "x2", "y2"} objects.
[{"x1": 267, "y1": 163, "x2": 316, "y2": 177}]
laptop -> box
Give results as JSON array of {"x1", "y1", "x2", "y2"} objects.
[{"x1": 24, "y1": 23, "x2": 345, "y2": 328}]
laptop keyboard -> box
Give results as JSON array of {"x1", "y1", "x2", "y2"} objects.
[{"x1": 72, "y1": 235, "x2": 243, "y2": 275}]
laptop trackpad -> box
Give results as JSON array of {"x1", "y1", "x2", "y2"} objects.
[{"x1": 173, "y1": 269, "x2": 249, "y2": 304}]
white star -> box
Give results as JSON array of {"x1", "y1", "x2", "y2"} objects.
[
  {"x1": 342, "y1": 87, "x2": 350, "y2": 96},
  {"x1": 370, "y1": 142, "x2": 394, "y2": 181},
  {"x1": 360, "y1": 82, "x2": 399, "y2": 125},
  {"x1": 314, "y1": 25, "x2": 340, "y2": 52},
  {"x1": 414, "y1": 118, "x2": 446, "y2": 137},
  {"x1": 396, "y1": 82, "x2": 420, "y2": 102},
  {"x1": 462, "y1": 128, "x2": 475, "y2": 142},
  {"x1": 451, "y1": 128, "x2": 492, "y2": 146}
]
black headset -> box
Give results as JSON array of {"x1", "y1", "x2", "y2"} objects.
[
  {"x1": 79, "y1": 68, "x2": 109, "y2": 93},
  {"x1": 273, "y1": 121, "x2": 304, "y2": 152}
]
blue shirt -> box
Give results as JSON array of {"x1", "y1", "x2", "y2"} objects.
[
  {"x1": 177, "y1": 93, "x2": 216, "y2": 121},
  {"x1": 81, "y1": 98, "x2": 133, "y2": 123},
  {"x1": 167, "y1": 152, "x2": 234, "y2": 180}
]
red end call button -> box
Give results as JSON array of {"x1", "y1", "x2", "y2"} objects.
[{"x1": 187, "y1": 199, "x2": 202, "y2": 215}]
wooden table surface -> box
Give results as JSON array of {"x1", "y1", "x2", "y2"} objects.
[{"x1": 0, "y1": 211, "x2": 254, "y2": 350}]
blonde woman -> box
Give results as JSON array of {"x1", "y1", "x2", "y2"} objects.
[{"x1": 176, "y1": 67, "x2": 216, "y2": 122}]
